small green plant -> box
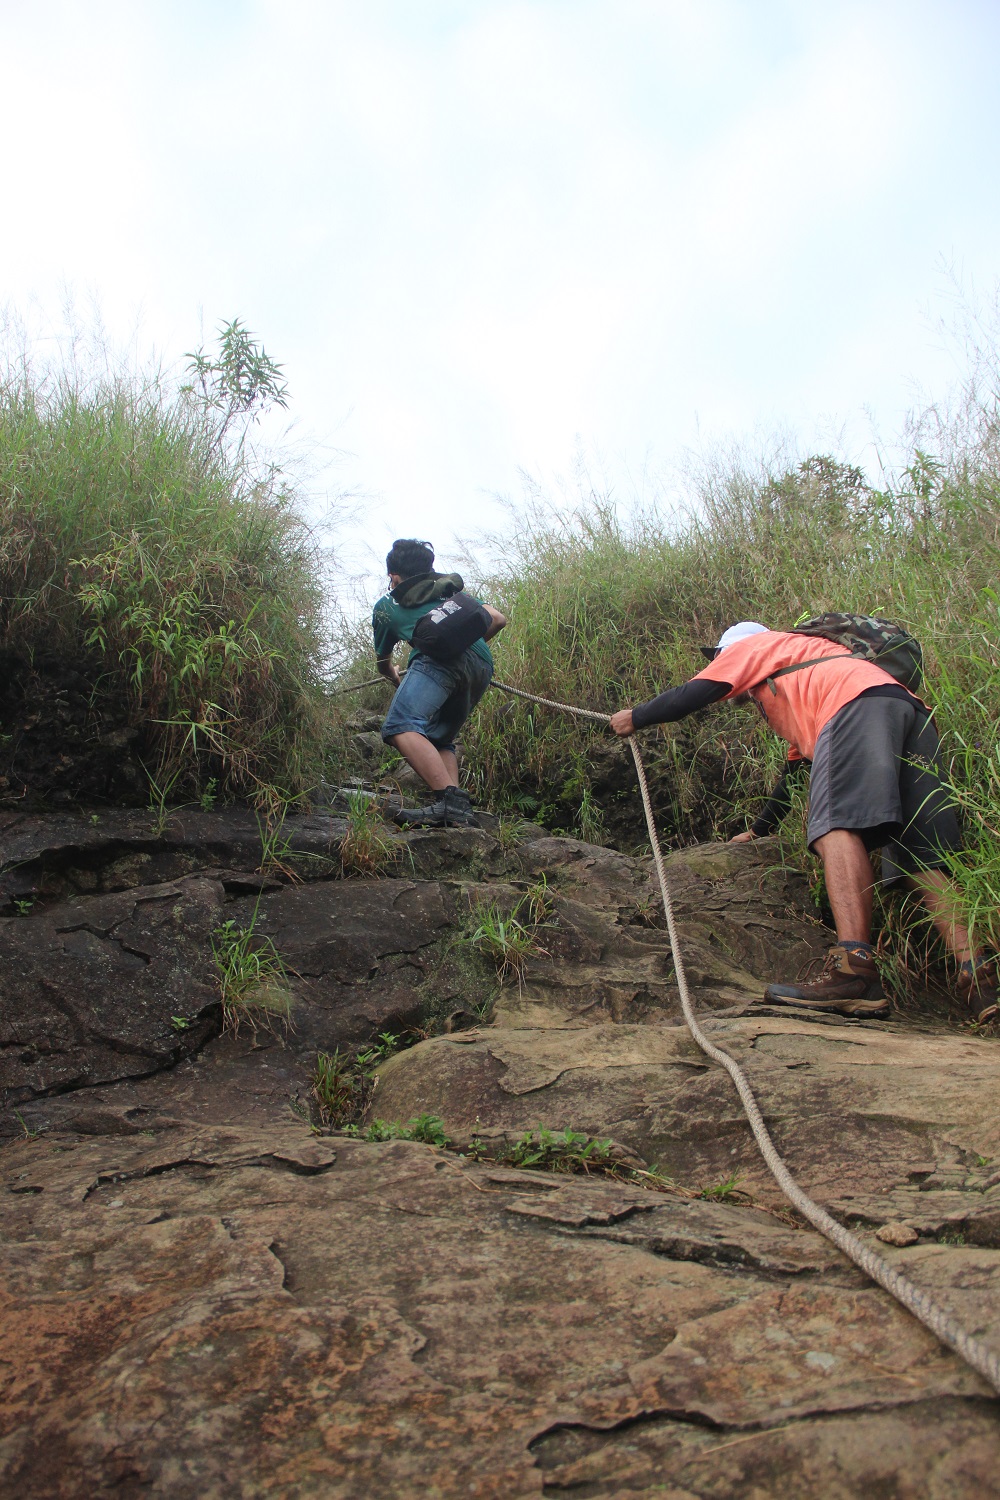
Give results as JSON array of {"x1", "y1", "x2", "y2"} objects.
[
  {"x1": 255, "y1": 807, "x2": 299, "y2": 880},
  {"x1": 356, "y1": 1114, "x2": 450, "y2": 1146},
  {"x1": 630, "y1": 894, "x2": 661, "y2": 928},
  {"x1": 355, "y1": 1031, "x2": 401, "y2": 1071},
  {"x1": 339, "y1": 791, "x2": 398, "y2": 877},
  {"x1": 13, "y1": 898, "x2": 33, "y2": 917},
  {"x1": 89, "y1": 813, "x2": 100, "y2": 826},
  {"x1": 462, "y1": 887, "x2": 552, "y2": 983},
  {"x1": 184, "y1": 317, "x2": 289, "y2": 455},
  {"x1": 171, "y1": 1015, "x2": 191, "y2": 1032},
  {"x1": 310, "y1": 1034, "x2": 405, "y2": 1127},
  {"x1": 522, "y1": 873, "x2": 554, "y2": 926},
  {"x1": 200, "y1": 777, "x2": 219, "y2": 811},
  {"x1": 13, "y1": 1111, "x2": 40, "y2": 1141},
  {"x1": 700, "y1": 1171, "x2": 748, "y2": 1203},
  {"x1": 312, "y1": 1047, "x2": 362, "y2": 1127},
  {"x1": 212, "y1": 916, "x2": 293, "y2": 1037},
  {"x1": 575, "y1": 785, "x2": 605, "y2": 844},
  {"x1": 505, "y1": 1127, "x2": 613, "y2": 1173},
  {"x1": 146, "y1": 763, "x2": 186, "y2": 837},
  {"x1": 494, "y1": 818, "x2": 526, "y2": 853}
]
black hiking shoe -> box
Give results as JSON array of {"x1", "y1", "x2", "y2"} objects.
[
  {"x1": 393, "y1": 785, "x2": 476, "y2": 829},
  {"x1": 762, "y1": 943, "x2": 889, "y2": 1018},
  {"x1": 957, "y1": 956, "x2": 999, "y2": 1025}
]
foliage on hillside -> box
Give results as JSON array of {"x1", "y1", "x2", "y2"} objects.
[
  {"x1": 0, "y1": 322, "x2": 330, "y2": 807},
  {"x1": 457, "y1": 436, "x2": 1000, "y2": 946}
]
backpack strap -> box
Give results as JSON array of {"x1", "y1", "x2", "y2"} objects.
[{"x1": 756, "y1": 657, "x2": 843, "y2": 696}]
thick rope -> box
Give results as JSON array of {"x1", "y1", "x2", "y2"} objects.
[
  {"x1": 335, "y1": 668, "x2": 1000, "y2": 1392},
  {"x1": 490, "y1": 677, "x2": 1000, "y2": 1396},
  {"x1": 331, "y1": 675, "x2": 386, "y2": 694}
]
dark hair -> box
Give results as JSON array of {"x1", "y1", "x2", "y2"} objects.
[{"x1": 386, "y1": 538, "x2": 435, "y2": 578}]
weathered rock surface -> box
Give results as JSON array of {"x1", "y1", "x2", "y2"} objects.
[
  {"x1": 2, "y1": 810, "x2": 999, "y2": 1495},
  {"x1": 3, "y1": 1123, "x2": 999, "y2": 1497},
  {"x1": 0, "y1": 811, "x2": 507, "y2": 1105}
]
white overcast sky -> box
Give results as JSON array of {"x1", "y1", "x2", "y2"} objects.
[{"x1": 3, "y1": 0, "x2": 1000, "y2": 578}]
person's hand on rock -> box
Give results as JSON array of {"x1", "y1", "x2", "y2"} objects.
[{"x1": 729, "y1": 829, "x2": 756, "y2": 844}]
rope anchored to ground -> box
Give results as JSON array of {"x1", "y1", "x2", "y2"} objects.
[{"x1": 338, "y1": 669, "x2": 1000, "y2": 1395}]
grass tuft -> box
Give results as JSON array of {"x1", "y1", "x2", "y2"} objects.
[
  {"x1": 338, "y1": 791, "x2": 399, "y2": 877},
  {"x1": 212, "y1": 916, "x2": 294, "y2": 1038}
]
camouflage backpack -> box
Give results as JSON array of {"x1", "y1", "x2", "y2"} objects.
[{"x1": 762, "y1": 613, "x2": 924, "y2": 695}]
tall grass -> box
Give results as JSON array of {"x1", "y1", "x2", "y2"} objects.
[
  {"x1": 0, "y1": 334, "x2": 330, "y2": 803},
  {"x1": 447, "y1": 443, "x2": 1000, "y2": 948}
]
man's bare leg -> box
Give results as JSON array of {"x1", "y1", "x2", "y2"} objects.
[
  {"x1": 390, "y1": 735, "x2": 473, "y2": 829},
  {"x1": 906, "y1": 870, "x2": 996, "y2": 1021},
  {"x1": 390, "y1": 732, "x2": 458, "y2": 794},
  {"x1": 762, "y1": 828, "x2": 884, "y2": 1009},
  {"x1": 906, "y1": 869, "x2": 974, "y2": 963},
  {"x1": 812, "y1": 829, "x2": 875, "y2": 944}
]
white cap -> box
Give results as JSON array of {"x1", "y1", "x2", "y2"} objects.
[{"x1": 716, "y1": 621, "x2": 768, "y2": 652}]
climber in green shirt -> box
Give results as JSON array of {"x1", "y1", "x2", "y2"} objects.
[{"x1": 373, "y1": 538, "x2": 506, "y2": 827}]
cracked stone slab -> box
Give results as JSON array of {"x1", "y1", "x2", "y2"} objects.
[
  {"x1": 828, "y1": 1183, "x2": 1000, "y2": 1246},
  {"x1": 375, "y1": 1013, "x2": 1000, "y2": 1207},
  {"x1": 2, "y1": 1128, "x2": 998, "y2": 1497},
  {"x1": 0, "y1": 875, "x2": 225, "y2": 1105}
]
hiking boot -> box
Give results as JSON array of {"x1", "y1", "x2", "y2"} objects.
[
  {"x1": 393, "y1": 785, "x2": 476, "y2": 829},
  {"x1": 762, "y1": 943, "x2": 890, "y2": 1018},
  {"x1": 957, "y1": 955, "x2": 999, "y2": 1025}
]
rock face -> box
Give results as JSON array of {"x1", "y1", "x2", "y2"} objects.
[
  {"x1": 2, "y1": 809, "x2": 1000, "y2": 1495},
  {"x1": 4, "y1": 1123, "x2": 998, "y2": 1498}
]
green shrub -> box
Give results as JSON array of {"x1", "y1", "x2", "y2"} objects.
[
  {"x1": 503, "y1": 1126, "x2": 613, "y2": 1173},
  {"x1": 357, "y1": 1114, "x2": 450, "y2": 1146},
  {"x1": 312, "y1": 1033, "x2": 404, "y2": 1128},
  {"x1": 0, "y1": 321, "x2": 330, "y2": 805}
]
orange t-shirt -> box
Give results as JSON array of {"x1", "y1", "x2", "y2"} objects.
[{"x1": 693, "y1": 630, "x2": 921, "y2": 760}]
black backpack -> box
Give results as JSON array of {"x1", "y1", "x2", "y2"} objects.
[
  {"x1": 409, "y1": 591, "x2": 491, "y2": 663},
  {"x1": 762, "y1": 613, "x2": 924, "y2": 695}
]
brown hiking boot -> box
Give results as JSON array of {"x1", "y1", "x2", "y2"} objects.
[
  {"x1": 957, "y1": 956, "x2": 999, "y2": 1025},
  {"x1": 763, "y1": 943, "x2": 889, "y2": 1018}
]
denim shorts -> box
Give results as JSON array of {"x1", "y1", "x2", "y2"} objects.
[
  {"x1": 806, "y1": 694, "x2": 962, "y2": 880},
  {"x1": 381, "y1": 652, "x2": 493, "y2": 752}
]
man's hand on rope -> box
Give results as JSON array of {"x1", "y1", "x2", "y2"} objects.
[{"x1": 610, "y1": 708, "x2": 635, "y2": 736}]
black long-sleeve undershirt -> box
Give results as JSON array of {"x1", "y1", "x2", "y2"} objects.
[
  {"x1": 749, "y1": 757, "x2": 811, "y2": 836},
  {"x1": 630, "y1": 677, "x2": 731, "y2": 729},
  {"x1": 631, "y1": 677, "x2": 809, "y2": 835}
]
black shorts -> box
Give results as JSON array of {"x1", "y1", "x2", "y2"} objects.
[{"x1": 806, "y1": 695, "x2": 962, "y2": 882}]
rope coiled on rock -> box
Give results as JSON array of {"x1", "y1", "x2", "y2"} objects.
[{"x1": 489, "y1": 677, "x2": 1000, "y2": 1396}]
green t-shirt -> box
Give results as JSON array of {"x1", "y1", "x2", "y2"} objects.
[{"x1": 372, "y1": 591, "x2": 493, "y2": 668}]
